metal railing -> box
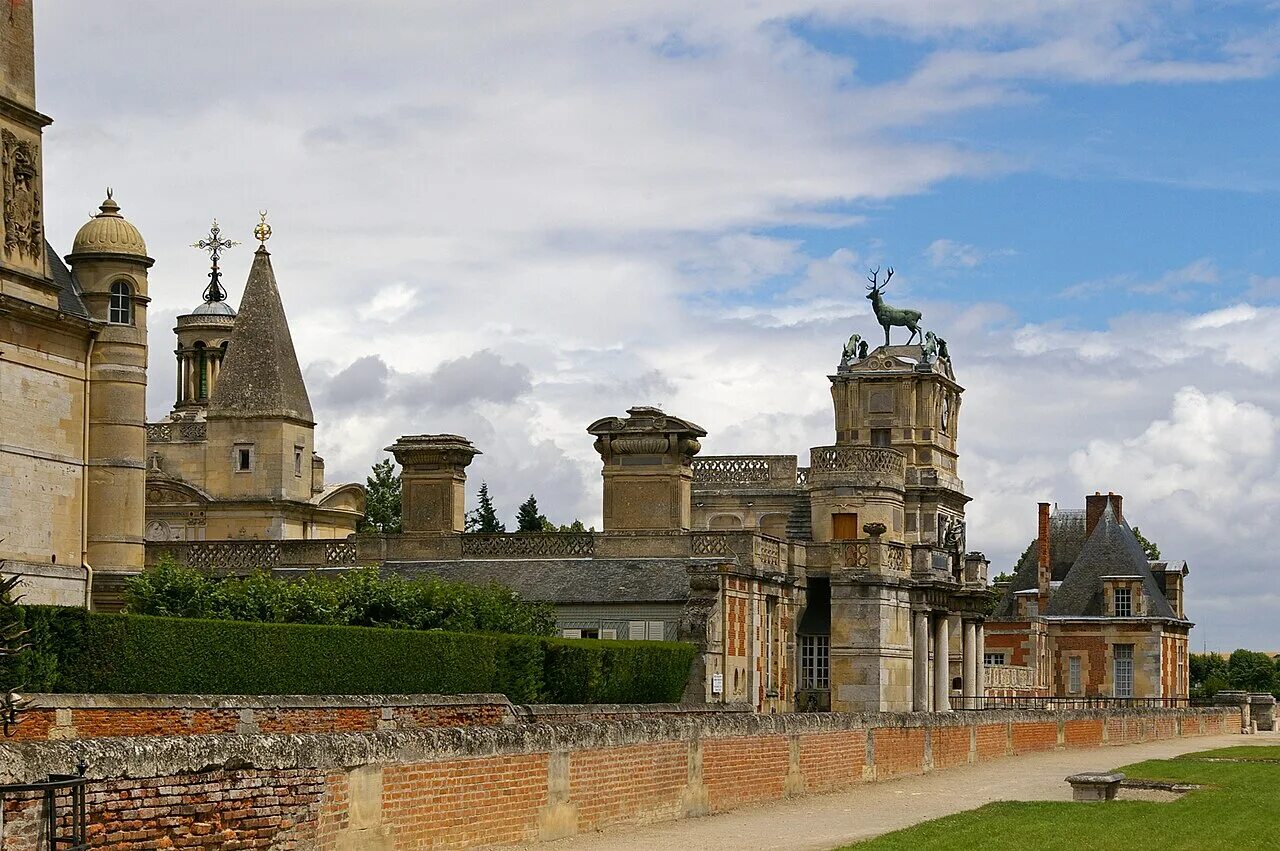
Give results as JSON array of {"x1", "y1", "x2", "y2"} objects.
[
  {"x1": 959, "y1": 695, "x2": 1209, "y2": 711},
  {"x1": 0, "y1": 767, "x2": 89, "y2": 849}
]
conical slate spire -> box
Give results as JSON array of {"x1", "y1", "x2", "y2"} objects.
[{"x1": 208, "y1": 245, "x2": 314, "y2": 423}]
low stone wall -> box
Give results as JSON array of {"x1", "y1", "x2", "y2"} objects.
[
  {"x1": 13, "y1": 694, "x2": 514, "y2": 741},
  {"x1": 0, "y1": 706, "x2": 1239, "y2": 850}
]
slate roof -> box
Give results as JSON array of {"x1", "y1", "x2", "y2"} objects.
[
  {"x1": 208, "y1": 246, "x2": 314, "y2": 423},
  {"x1": 46, "y1": 241, "x2": 88, "y2": 318},
  {"x1": 381, "y1": 558, "x2": 718, "y2": 605},
  {"x1": 994, "y1": 502, "x2": 1182, "y2": 621},
  {"x1": 1046, "y1": 504, "x2": 1176, "y2": 618},
  {"x1": 993, "y1": 508, "x2": 1087, "y2": 618}
]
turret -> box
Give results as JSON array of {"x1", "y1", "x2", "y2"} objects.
[
  {"x1": 66, "y1": 192, "x2": 154, "y2": 599},
  {"x1": 172, "y1": 220, "x2": 238, "y2": 415}
]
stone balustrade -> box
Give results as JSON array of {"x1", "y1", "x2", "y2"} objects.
[
  {"x1": 147, "y1": 530, "x2": 792, "y2": 575},
  {"x1": 691, "y1": 455, "x2": 799, "y2": 490},
  {"x1": 807, "y1": 446, "x2": 906, "y2": 490},
  {"x1": 145, "y1": 421, "x2": 207, "y2": 443},
  {"x1": 985, "y1": 664, "x2": 1036, "y2": 691}
]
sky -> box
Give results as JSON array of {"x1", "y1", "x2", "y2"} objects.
[{"x1": 31, "y1": 0, "x2": 1280, "y2": 651}]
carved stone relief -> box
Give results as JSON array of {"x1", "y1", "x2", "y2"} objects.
[{"x1": 2, "y1": 129, "x2": 41, "y2": 262}]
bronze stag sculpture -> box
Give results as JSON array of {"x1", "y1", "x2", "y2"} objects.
[{"x1": 865, "y1": 267, "x2": 923, "y2": 346}]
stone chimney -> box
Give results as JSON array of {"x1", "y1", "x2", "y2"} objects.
[
  {"x1": 1037, "y1": 502, "x2": 1051, "y2": 613},
  {"x1": 387, "y1": 434, "x2": 481, "y2": 533},
  {"x1": 587, "y1": 406, "x2": 706, "y2": 531}
]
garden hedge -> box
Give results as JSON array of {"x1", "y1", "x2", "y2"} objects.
[{"x1": 11, "y1": 607, "x2": 696, "y2": 704}]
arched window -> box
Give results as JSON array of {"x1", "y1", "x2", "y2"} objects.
[
  {"x1": 194, "y1": 342, "x2": 208, "y2": 399},
  {"x1": 108, "y1": 281, "x2": 133, "y2": 325}
]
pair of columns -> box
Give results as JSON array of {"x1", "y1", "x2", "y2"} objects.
[{"x1": 912, "y1": 611, "x2": 985, "y2": 712}]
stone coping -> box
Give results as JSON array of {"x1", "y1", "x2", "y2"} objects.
[
  {"x1": 26, "y1": 693, "x2": 513, "y2": 711},
  {"x1": 0, "y1": 705, "x2": 1235, "y2": 784},
  {"x1": 516, "y1": 703, "x2": 753, "y2": 720}
]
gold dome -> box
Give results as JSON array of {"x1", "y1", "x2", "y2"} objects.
[{"x1": 70, "y1": 191, "x2": 149, "y2": 259}]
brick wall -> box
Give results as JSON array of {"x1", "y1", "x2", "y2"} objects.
[
  {"x1": 0, "y1": 706, "x2": 1242, "y2": 850},
  {"x1": 13, "y1": 694, "x2": 514, "y2": 741}
]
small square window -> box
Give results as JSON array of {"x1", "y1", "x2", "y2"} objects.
[
  {"x1": 983, "y1": 652, "x2": 1006, "y2": 667},
  {"x1": 870, "y1": 428, "x2": 892, "y2": 447},
  {"x1": 1113, "y1": 587, "x2": 1132, "y2": 618}
]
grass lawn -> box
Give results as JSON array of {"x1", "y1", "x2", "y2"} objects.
[{"x1": 840, "y1": 747, "x2": 1280, "y2": 851}]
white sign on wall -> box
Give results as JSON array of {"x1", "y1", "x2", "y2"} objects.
[{"x1": 711, "y1": 672, "x2": 724, "y2": 694}]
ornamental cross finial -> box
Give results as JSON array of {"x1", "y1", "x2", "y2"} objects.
[
  {"x1": 192, "y1": 219, "x2": 239, "y2": 304},
  {"x1": 254, "y1": 209, "x2": 272, "y2": 246}
]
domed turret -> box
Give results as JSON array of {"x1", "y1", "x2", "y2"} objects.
[
  {"x1": 70, "y1": 191, "x2": 150, "y2": 260},
  {"x1": 65, "y1": 190, "x2": 153, "y2": 601}
]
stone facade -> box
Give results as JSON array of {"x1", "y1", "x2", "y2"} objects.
[{"x1": 0, "y1": 5, "x2": 150, "y2": 608}]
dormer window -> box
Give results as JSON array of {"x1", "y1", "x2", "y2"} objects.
[
  {"x1": 1113, "y1": 587, "x2": 1132, "y2": 617},
  {"x1": 108, "y1": 281, "x2": 133, "y2": 325}
]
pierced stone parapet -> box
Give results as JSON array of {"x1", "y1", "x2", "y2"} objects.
[
  {"x1": 460, "y1": 534, "x2": 594, "y2": 559},
  {"x1": 807, "y1": 446, "x2": 906, "y2": 490},
  {"x1": 691, "y1": 455, "x2": 798, "y2": 489}
]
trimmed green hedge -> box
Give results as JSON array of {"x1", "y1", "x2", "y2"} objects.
[{"x1": 13, "y1": 607, "x2": 696, "y2": 704}]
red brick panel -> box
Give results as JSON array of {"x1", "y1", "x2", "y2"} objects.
[
  {"x1": 871, "y1": 728, "x2": 926, "y2": 778},
  {"x1": 569, "y1": 743, "x2": 686, "y2": 831},
  {"x1": 932, "y1": 726, "x2": 971, "y2": 770},
  {"x1": 702, "y1": 735, "x2": 789, "y2": 811},
  {"x1": 1011, "y1": 721, "x2": 1057, "y2": 754},
  {"x1": 798, "y1": 730, "x2": 865, "y2": 793},
  {"x1": 974, "y1": 723, "x2": 1008, "y2": 761},
  {"x1": 378, "y1": 754, "x2": 550, "y2": 849},
  {"x1": 1062, "y1": 719, "x2": 1103, "y2": 748}
]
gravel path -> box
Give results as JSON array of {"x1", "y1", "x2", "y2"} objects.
[{"x1": 506, "y1": 731, "x2": 1275, "y2": 851}]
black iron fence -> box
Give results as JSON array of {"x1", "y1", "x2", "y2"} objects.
[
  {"x1": 0, "y1": 766, "x2": 89, "y2": 849},
  {"x1": 957, "y1": 695, "x2": 1215, "y2": 711}
]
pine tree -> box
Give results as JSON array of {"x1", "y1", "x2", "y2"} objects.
[
  {"x1": 360, "y1": 459, "x2": 401, "y2": 533},
  {"x1": 516, "y1": 494, "x2": 544, "y2": 532},
  {"x1": 466, "y1": 482, "x2": 505, "y2": 533}
]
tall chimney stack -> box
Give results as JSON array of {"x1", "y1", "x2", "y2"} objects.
[
  {"x1": 1085, "y1": 491, "x2": 1108, "y2": 538},
  {"x1": 1037, "y1": 502, "x2": 1051, "y2": 614}
]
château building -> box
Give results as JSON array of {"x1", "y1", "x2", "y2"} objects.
[{"x1": 985, "y1": 494, "x2": 1191, "y2": 701}]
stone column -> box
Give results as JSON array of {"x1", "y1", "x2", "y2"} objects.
[
  {"x1": 962, "y1": 620, "x2": 977, "y2": 710},
  {"x1": 933, "y1": 614, "x2": 951, "y2": 712},
  {"x1": 913, "y1": 610, "x2": 930, "y2": 712},
  {"x1": 976, "y1": 623, "x2": 986, "y2": 709},
  {"x1": 387, "y1": 434, "x2": 481, "y2": 533}
]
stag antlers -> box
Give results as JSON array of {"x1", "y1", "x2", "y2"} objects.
[{"x1": 866, "y1": 266, "x2": 894, "y2": 292}]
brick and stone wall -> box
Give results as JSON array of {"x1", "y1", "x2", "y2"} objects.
[
  {"x1": 12, "y1": 694, "x2": 514, "y2": 741},
  {"x1": 0, "y1": 705, "x2": 1240, "y2": 849}
]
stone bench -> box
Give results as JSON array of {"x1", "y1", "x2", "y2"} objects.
[{"x1": 1065, "y1": 772, "x2": 1125, "y2": 802}]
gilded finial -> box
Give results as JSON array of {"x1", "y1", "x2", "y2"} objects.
[{"x1": 254, "y1": 210, "x2": 272, "y2": 245}]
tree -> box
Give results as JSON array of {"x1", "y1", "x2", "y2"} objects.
[
  {"x1": 466, "y1": 482, "x2": 505, "y2": 533},
  {"x1": 360, "y1": 458, "x2": 401, "y2": 533},
  {"x1": 1227, "y1": 649, "x2": 1277, "y2": 694},
  {"x1": 516, "y1": 494, "x2": 545, "y2": 532},
  {"x1": 1132, "y1": 526, "x2": 1161, "y2": 561}
]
